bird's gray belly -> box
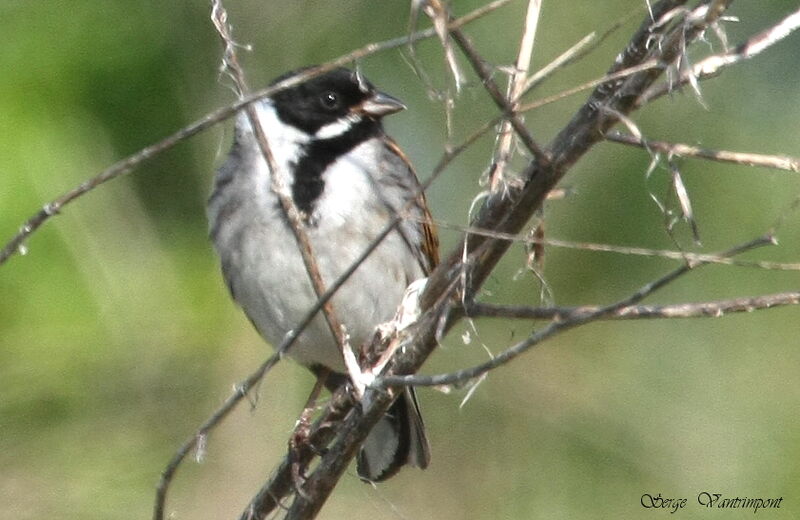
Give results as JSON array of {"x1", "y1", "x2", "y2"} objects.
[{"x1": 223, "y1": 210, "x2": 416, "y2": 372}]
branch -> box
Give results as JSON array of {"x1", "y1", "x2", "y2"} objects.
[
  {"x1": 420, "y1": 0, "x2": 734, "y2": 316},
  {"x1": 639, "y1": 6, "x2": 800, "y2": 105},
  {"x1": 154, "y1": 3, "x2": 520, "y2": 519},
  {"x1": 489, "y1": 0, "x2": 542, "y2": 189},
  {"x1": 417, "y1": 219, "x2": 800, "y2": 271},
  {"x1": 607, "y1": 131, "x2": 800, "y2": 173},
  {"x1": 154, "y1": 354, "x2": 280, "y2": 520},
  {"x1": 381, "y1": 233, "x2": 772, "y2": 388},
  {"x1": 440, "y1": 2, "x2": 550, "y2": 167},
  {"x1": 468, "y1": 292, "x2": 800, "y2": 321},
  {"x1": 274, "y1": 2, "x2": 738, "y2": 518},
  {"x1": 211, "y1": 1, "x2": 358, "y2": 388}
]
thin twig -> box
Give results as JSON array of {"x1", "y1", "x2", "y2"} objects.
[
  {"x1": 153, "y1": 354, "x2": 281, "y2": 520},
  {"x1": 518, "y1": 59, "x2": 661, "y2": 113},
  {"x1": 520, "y1": 7, "x2": 645, "y2": 96},
  {"x1": 213, "y1": 3, "x2": 354, "y2": 379},
  {"x1": 489, "y1": 0, "x2": 541, "y2": 189},
  {"x1": 607, "y1": 131, "x2": 800, "y2": 173},
  {"x1": 521, "y1": 32, "x2": 598, "y2": 95},
  {"x1": 467, "y1": 291, "x2": 800, "y2": 320},
  {"x1": 443, "y1": 6, "x2": 550, "y2": 167},
  {"x1": 508, "y1": 0, "x2": 543, "y2": 107},
  {"x1": 381, "y1": 234, "x2": 772, "y2": 388},
  {"x1": 405, "y1": 218, "x2": 800, "y2": 271}
]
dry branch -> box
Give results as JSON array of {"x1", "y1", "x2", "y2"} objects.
[
  {"x1": 468, "y1": 291, "x2": 800, "y2": 321},
  {"x1": 607, "y1": 131, "x2": 800, "y2": 173},
  {"x1": 278, "y1": 2, "x2": 745, "y2": 519},
  {"x1": 382, "y1": 234, "x2": 772, "y2": 388},
  {"x1": 489, "y1": 0, "x2": 542, "y2": 189},
  {"x1": 640, "y1": 6, "x2": 800, "y2": 105}
]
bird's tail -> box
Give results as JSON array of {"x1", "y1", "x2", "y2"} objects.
[{"x1": 356, "y1": 387, "x2": 430, "y2": 482}]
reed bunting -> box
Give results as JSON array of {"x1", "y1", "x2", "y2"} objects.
[{"x1": 207, "y1": 67, "x2": 438, "y2": 481}]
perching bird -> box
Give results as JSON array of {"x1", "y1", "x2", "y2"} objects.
[{"x1": 207, "y1": 67, "x2": 438, "y2": 481}]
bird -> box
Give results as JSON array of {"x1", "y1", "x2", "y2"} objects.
[{"x1": 207, "y1": 66, "x2": 438, "y2": 482}]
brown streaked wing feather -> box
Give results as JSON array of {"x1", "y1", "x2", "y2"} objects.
[{"x1": 383, "y1": 138, "x2": 440, "y2": 275}]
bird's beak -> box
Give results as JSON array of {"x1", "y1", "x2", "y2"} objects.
[{"x1": 360, "y1": 91, "x2": 406, "y2": 117}]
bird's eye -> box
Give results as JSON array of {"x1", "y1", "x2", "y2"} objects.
[{"x1": 320, "y1": 91, "x2": 340, "y2": 110}]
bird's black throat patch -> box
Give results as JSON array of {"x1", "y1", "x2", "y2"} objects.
[{"x1": 291, "y1": 118, "x2": 381, "y2": 216}]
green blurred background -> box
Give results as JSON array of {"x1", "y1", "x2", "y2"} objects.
[{"x1": 2, "y1": 1, "x2": 799, "y2": 518}]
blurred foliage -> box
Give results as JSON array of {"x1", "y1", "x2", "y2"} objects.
[{"x1": 2, "y1": 1, "x2": 800, "y2": 519}]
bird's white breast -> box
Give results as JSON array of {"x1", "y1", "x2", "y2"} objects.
[{"x1": 211, "y1": 102, "x2": 423, "y2": 372}]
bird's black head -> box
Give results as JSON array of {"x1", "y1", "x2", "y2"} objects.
[{"x1": 269, "y1": 67, "x2": 405, "y2": 137}]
